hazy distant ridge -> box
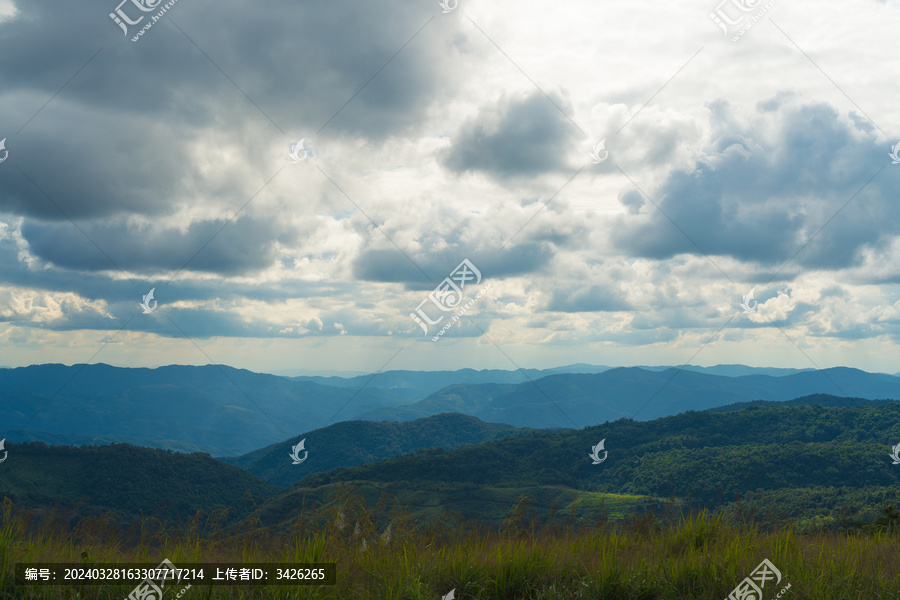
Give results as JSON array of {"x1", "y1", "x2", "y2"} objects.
[{"x1": 0, "y1": 363, "x2": 896, "y2": 454}]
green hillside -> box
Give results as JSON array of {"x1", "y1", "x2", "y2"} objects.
[
  {"x1": 3, "y1": 397, "x2": 900, "y2": 538},
  {"x1": 0, "y1": 442, "x2": 279, "y2": 525},
  {"x1": 217, "y1": 413, "x2": 532, "y2": 486},
  {"x1": 301, "y1": 401, "x2": 900, "y2": 494},
  {"x1": 266, "y1": 398, "x2": 900, "y2": 531},
  {"x1": 247, "y1": 480, "x2": 657, "y2": 536}
]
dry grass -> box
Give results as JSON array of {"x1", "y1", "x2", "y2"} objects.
[{"x1": 1, "y1": 494, "x2": 898, "y2": 599}]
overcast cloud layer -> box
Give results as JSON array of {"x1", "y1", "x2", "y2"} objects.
[{"x1": 0, "y1": 0, "x2": 898, "y2": 374}]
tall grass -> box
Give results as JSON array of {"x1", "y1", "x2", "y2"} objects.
[{"x1": 0, "y1": 494, "x2": 898, "y2": 599}]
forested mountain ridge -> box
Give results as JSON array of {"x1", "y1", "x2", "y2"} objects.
[
  {"x1": 2, "y1": 364, "x2": 898, "y2": 454},
  {"x1": 0, "y1": 441, "x2": 280, "y2": 525},
  {"x1": 297, "y1": 398, "x2": 900, "y2": 506},
  {"x1": 4, "y1": 395, "x2": 900, "y2": 532},
  {"x1": 217, "y1": 413, "x2": 532, "y2": 486}
]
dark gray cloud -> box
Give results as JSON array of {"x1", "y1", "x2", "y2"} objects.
[
  {"x1": 351, "y1": 242, "x2": 555, "y2": 287},
  {"x1": 439, "y1": 90, "x2": 580, "y2": 179},
  {"x1": 0, "y1": 114, "x2": 192, "y2": 221},
  {"x1": 0, "y1": 0, "x2": 453, "y2": 136},
  {"x1": 545, "y1": 284, "x2": 631, "y2": 313},
  {"x1": 612, "y1": 100, "x2": 899, "y2": 271},
  {"x1": 0, "y1": 0, "x2": 473, "y2": 287},
  {"x1": 0, "y1": 0, "x2": 465, "y2": 225},
  {"x1": 21, "y1": 215, "x2": 290, "y2": 275}
]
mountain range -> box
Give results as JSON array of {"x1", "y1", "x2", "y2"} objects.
[
  {"x1": 217, "y1": 412, "x2": 531, "y2": 486},
  {"x1": 4, "y1": 394, "x2": 900, "y2": 533},
  {"x1": 353, "y1": 366, "x2": 900, "y2": 428},
  {"x1": 0, "y1": 363, "x2": 898, "y2": 455}
]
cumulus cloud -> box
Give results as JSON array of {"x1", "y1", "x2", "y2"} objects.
[
  {"x1": 611, "y1": 99, "x2": 898, "y2": 271},
  {"x1": 0, "y1": 0, "x2": 898, "y2": 372},
  {"x1": 439, "y1": 90, "x2": 581, "y2": 179}
]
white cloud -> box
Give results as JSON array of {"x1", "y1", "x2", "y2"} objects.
[{"x1": 0, "y1": 0, "x2": 898, "y2": 372}]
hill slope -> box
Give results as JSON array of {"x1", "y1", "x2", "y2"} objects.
[
  {"x1": 216, "y1": 413, "x2": 531, "y2": 486},
  {"x1": 0, "y1": 442, "x2": 280, "y2": 525},
  {"x1": 5, "y1": 395, "x2": 900, "y2": 534},
  {"x1": 258, "y1": 396, "x2": 900, "y2": 529}
]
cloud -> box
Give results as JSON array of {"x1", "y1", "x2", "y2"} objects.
[
  {"x1": 20, "y1": 215, "x2": 288, "y2": 275},
  {"x1": 546, "y1": 284, "x2": 631, "y2": 313},
  {"x1": 611, "y1": 99, "x2": 898, "y2": 271},
  {"x1": 439, "y1": 90, "x2": 581, "y2": 179},
  {"x1": 0, "y1": 287, "x2": 112, "y2": 327},
  {"x1": 1, "y1": 0, "x2": 899, "y2": 372}
]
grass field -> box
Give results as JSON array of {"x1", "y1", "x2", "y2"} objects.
[{"x1": 1, "y1": 494, "x2": 898, "y2": 599}]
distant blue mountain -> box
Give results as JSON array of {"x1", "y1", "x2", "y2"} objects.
[
  {"x1": 0, "y1": 363, "x2": 413, "y2": 455},
  {"x1": 2, "y1": 363, "x2": 897, "y2": 454},
  {"x1": 284, "y1": 363, "x2": 815, "y2": 399},
  {"x1": 637, "y1": 364, "x2": 814, "y2": 377},
  {"x1": 355, "y1": 366, "x2": 900, "y2": 428},
  {"x1": 284, "y1": 364, "x2": 612, "y2": 399}
]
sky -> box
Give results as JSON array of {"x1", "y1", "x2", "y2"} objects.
[{"x1": 0, "y1": 0, "x2": 898, "y2": 375}]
